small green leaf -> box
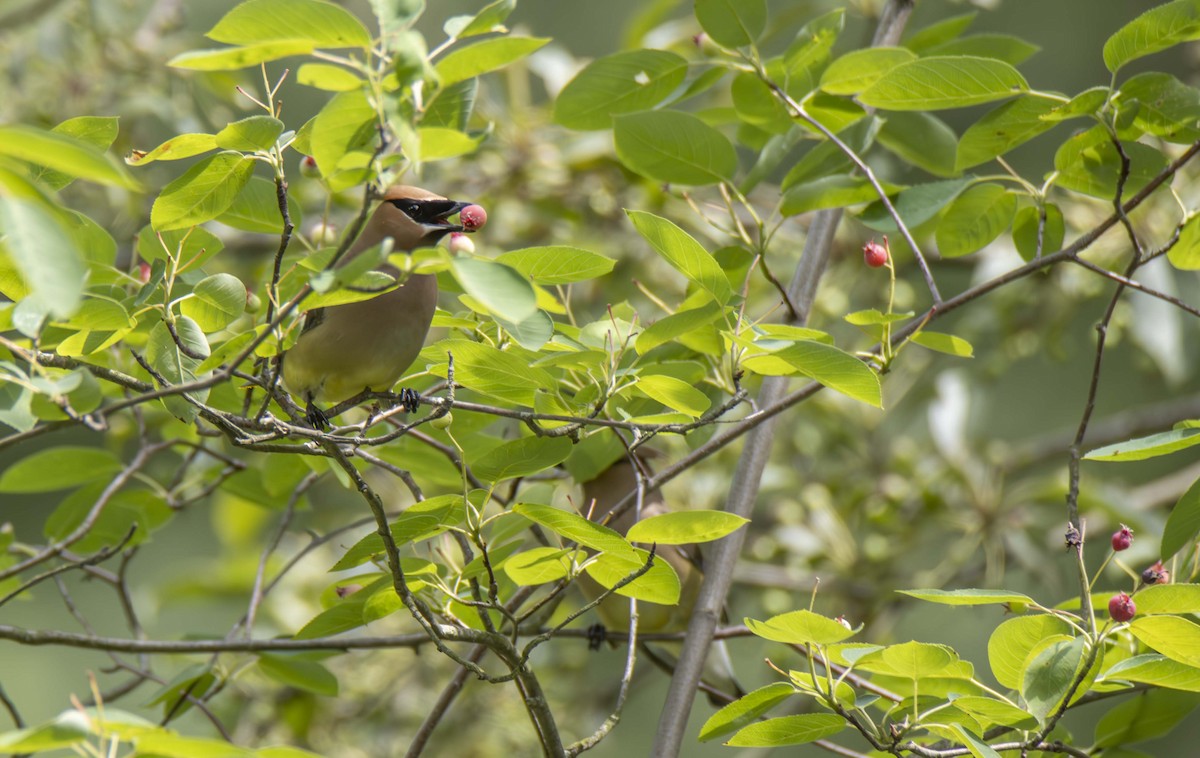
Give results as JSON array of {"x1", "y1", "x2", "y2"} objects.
[
  {"x1": 150, "y1": 153, "x2": 256, "y2": 231},
  {"x1": 0, "y1": 124, "x2": 136, "y2": 189},
  {"x1": 417, "y1": 127, "x2": 483, "y2": 161},
  {"x1": 1094, "y1": 688, "x2": 1200, "y2": 747},
  {"x1": 430, "y1": 341, "x2": 555, "y2": 406},
  {"x1": 819, "y1": 47, "x2": 917, "y2": 95},
  {"x1": 614, "y1": 110, "x2": 737, "y2": 185},
  {"x1": 434, "y1": 37, "x2": 550, "y2": 86},
  {"x1": 935, "y1": 183, "x2": 1017, "y2": 257},
  {"x1": 258, "y1": 654, "x2": 339, "y2": 696},
  {"x1": 1103, "y1": 654, "x2": 1200, "y2": 692},
  {"x1": 180, "y1": 273, "x2": 247, "y2": 332},
  {"x1": 309, "y1": 90, "x2": 377, "y2": 186},
  {"x1": 782, "y1": 117, "x2": 881, "y2": 189},
  {"x1": 451, "y1": 257, "x2": 538, "y2": 324},
  {"x1": 514, "y1": 503, "x2": 636, "y2": 561},
  {"x1": 1163, "y1": 476, "x2": 1200, "y2": 560},
  {"x1": 698, "y1": 682, "x2": 796, "y2": 742},
  {"x1": 740, "y1": 341, "x2": 882, "y2": 407},
  {"x1": 1136, "y1": 584, "x2": 1200, "y2": 615},
  {"x1": 634, "y1": 374, "x2": 710, "y2": 417},
  {"x1": 297, "y1": 62, "x2": 364, "y2": 91},
  {"x1": 726, "y1": 714, "x2": 844, "y2": 747},
  {"x1": 1012, "y1": 203, "x2": 1065, "y2": 260},
  {"x1": 910, "y1": 331, "x2": 974, "y2": 357},
  {"x1": 745, "y1": 609, "x2": 854, "y2": 645},
  {"x1": 126, "y1": 134, "x2": 218, "y2": 165},
  {"x1": 454, "y1": 0, "x2": 516, "y2": 38},
  {"x1": 694, "y1": 0, "x2": 766, "y2": 48},
  {"x1": 636, "y1": 301, "x2": 724, "y2": 354},
  {"x1": 35, "y1": 116, "x2": 121, "y2": 190},
  {"x1": 1169, "y1": 214, "x2": 1200, "y2": 270},
  {"x1": 207, "y1": 0, "x2": 372, "y2": 49},
  {"x1": 927, "y1": 34, "x2": 1040, "y2": 66},
  {"x1": 496, "y1": 246, "x2": 615, "y2": 284},
  {"x1": 899, "y1": 588, "x2": 1028, "y2": 606},
  {"x1": 472, "y1": 437, "x2": 572, "y2": 482},
  {"x1": 956, "y1": 95, "x2": 1059, "y2": 170},
  {"x1": 168, "y1": 41, "x2": 316, "y2": 70},
  {"x1": 627, "y1": 511, "x2": 748, "y2": 545},
  {"x1": 626, "y1": 210, "x2": 731, "y2": 303},
  {"x1": 1054, "y1": 126, "x2": 1167, "y2": 200},
  {"x1": 877, "y1": 111, "x2": 958, "y2": 177},
  {"x1": 1130, "y1": 614, "x2": 1200, "y2": 668},
  {"x1": 904, "y1": 12, "x2": 977, "y2": 53},
  {"x1": 1041, "y1": 87, "x2": 1109, "y2": 123},
  {"x1": 218, "y1": 176, "x2": 302, "y2": 234},
  {"x1": 857, "y1": 177, "x2": 972, "y2": 232},
  {"x1": 554, "y1": 49, "x2": 689, "y2": 130},
  {"x1": 0, "y1": 446, "x2": 123, "y2": 493},
  {"x1": 1103, "y1": 0, "x2": 1200, "y2": 73},
  {"x1": 1022, "y1": 636, "x2": 1086, "y2": 723},
  {"x1": 504, "y1": 547, "x2": 576, "y2": 585},
  {"x1": 145, "y1": 318, "x2": 210, "y2": 423},
  {"x1": 330, "y1": 496, "x2": 464, "y2": 571},
  {"x1": 215, "y1": 116, "x2": 284, "y2": 151},
  {"x1": 988, "y1": 615, "x2": 1073, "y2": 690},
  {"x1": 781, "y1": 175, "x2": 899, "y2": 216},
  {"x1": 1120, "y1": 72, "x2": 1200, "y2": 143},
  {"x1": 583, "y1": 547, "x2": 680, "y2": 604},
  {"x1": 1085, "y1": 427, "x2": 1200, "y2": 461},
  {"x1": 859, "y1": 56, "x2": 1027, "y2": 111}
]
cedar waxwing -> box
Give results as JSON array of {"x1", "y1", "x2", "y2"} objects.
[
  {"x1": 580, "y1": 455, "x2": 742, "y2": 700},
  {"x1": 282, "y1": 186, "x2": 480, "y2": 428}
]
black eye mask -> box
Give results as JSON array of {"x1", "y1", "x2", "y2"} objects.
[{"x1": 388, "y1": 198, "x2": 472, "y2": 230}]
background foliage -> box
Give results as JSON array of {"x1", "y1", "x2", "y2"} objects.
[{"x1": 6, "y1": 0, "x2": 1200, "y2": 755}]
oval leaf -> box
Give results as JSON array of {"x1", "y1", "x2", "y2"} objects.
[
  {"x1": 859, "y1": 56, "x2": 1028, "y2": 111},
  {"x1": 554, "y1": 49, "x2": 689, "y2": 130},
  {"x1": 614, "y1": 110, "x2": 737, "y2": 186},
  {"x1": 150, "y1": 153, "x2": 255, "y2": 232},
  {"x1": 625, "y1": 210, "x2": 732, "y2": 304},
  {"x1": 627, "y1": 511, "x2": 748, "y2": 545}
]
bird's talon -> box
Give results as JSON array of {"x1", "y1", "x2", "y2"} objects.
[
  {"x1": 305, "y1": 401, "x2": 330, "y2": 431},
  {"x1": 398, "y1": 388, "x2": 421, "y2": 413},
  {"x1": 586, "y1": 623, "x2": 607, "y2": 651}
]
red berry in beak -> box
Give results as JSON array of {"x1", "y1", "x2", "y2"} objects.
[{"x1": 460, "y1": 204, "x2": 487, "y2": 230}]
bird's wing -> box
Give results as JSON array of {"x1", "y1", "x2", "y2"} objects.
[{"x1": 299, "y1": 307, "x2": 325, "y2": 335}]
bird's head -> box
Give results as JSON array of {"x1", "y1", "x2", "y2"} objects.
[{"x1": 373, "y1": 185, "x2": 479, "y2": 248}]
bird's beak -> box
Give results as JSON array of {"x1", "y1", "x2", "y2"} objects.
[{"x1": 422, "y1": 199, "x2": 475, "y2": 234}]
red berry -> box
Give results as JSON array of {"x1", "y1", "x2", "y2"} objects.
[
  {"x1": 460, "y1": 204, "x2": 487, "y2": 230},
  {"x1": 1108, "y1": 592, "x2": 1136, "y2": 622},
  {"x1": 299, "y1": 155, "x2": 319, "y2": 178},
  {"x1": 1111, "y1": 524, "x2": 1133, "y2": 551},
  {"x1": 446, "y1": 231, "x2": 475, "y2": 254},
  {"x1": 136, "y1": 262, "x2": 152, "y2": 283},
  {"x1": 863, "y1": 239, "x2": 888, "y2": 268}
]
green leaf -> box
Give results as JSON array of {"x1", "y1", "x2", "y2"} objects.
[
  {"x1": 0, "y1": 446, "x2": 122, "y2": 493},
  {"x1": 952, "y1": 697, "x2": 1037, "y2": 729},
  {"x1": 554, "y1": 49, "x2": 689, "y2": 130},
  {"x1": 859, "y1": 56, "x2": 1027, "y2": 111},
  {"x1": 215, "y1": 116, "x2": 284, "y2": 152},
  {"x1": 150, "y1": 153, "x2": 256, "y2": 231},
  {"x1": 35, "y1": 116, "x2": 121, "y2": 190},
  {"x1": 636, "y1": 301, "x2": 724, "y2": 354},
  {"x1": 858, "y1": 641, "x2": 959, "y2": 678},
  {"x1": 330, "y1": 496, "x2": 464, "y2": 571},
  {"x1": 1136, "y1": 584, "x2": 1200, "y2": 615},
  {"x1": 417, "y1": 127, "x2": 483, "y2": 161},
  {"x1": 948, "y1": 726, "x2": 1002, "y2": 758},
  {"x1": 1085, "y1": 427, "x2": 1200, "y2": 461},
  {"x1": 308, "y1": 90, "x2": 377, "y2": 186},
  {"x1": 258, "y1": 654, "x2": 339, "y2": 696},
  {"x1": 730, "y1": 72, "x2": 791, "y2": 134},
  {"x1": 1041, "y1": 87, "x2": 1109, "y2": 123},
  {"x1": 0, "y1": 197, "x2": 85, "y2": 319},
  {"x1": 1130, "y1": 614, "x2": 1200, "y2": 667},
  {"x1": 168, "y1": 41, "x2": 315, "y2": 71},
  {"x1": 422, "y1": 79, "x2": 479, "y2": 130},
  {"x1": 699, "y1": 682, "x2": 796, "y2": 742},
  {"x1": 694, "y1": 0, "x2": 766, "y2": 48},
  {"x1": 988, "y1": 615, "x2": 1074, "y2": 689},
  {"x1": 494, "y1": 308, "x2": 554, "y2": 351},
  {"x1": 297, "y1": 62, "x2": 364, "y2": 91},
  {"x1": 782, "y1": 117, "x2": 881, "y2": 189},
  {"x1": 899, "y1": 588, "x2": 1029, "y2": 606},
  {"x1": 1163, "y1": 476, "x2": 1200, "y2": 560},
  {"x1": 451, "y1": 257, "x2": 538, "y2": 324},
  {"x1": 434, "y1": 37, "x2": 550, "y2": 86},
  {"x1": 584, "y1": 546, "x2": 680, "y2": 604},
  {"x1": 910, "y1": 331, "x2": 974, "y2": 358},
  {"x1": 1012, "y1": 203, "x2": 1065, "y2": 261},
  {"x1": 1022, "y1": 636, "x2": 1086, "y2": 723},
  {"x1": 877, "y1": 111, "x2": 958, "y2": 177},
  {"x1": 180, "y1": 273, "x2": 247, "y2": 332},
  {"x1": 1094, "y1": 689, "x2": 1200, "y2": 748},
  {"x1": 0, "y1": 124, "x2": 135, "y2": 189},
  {"x1": 472, "y1": 437, "x2": 572, "y2": 482},
  {"x1": 514, "y1": 503, "x2": 637, "y2": 561},
  {"x1": 745, "y1": 609, "x2": 854, "y2": 645},
  {"x1": 218, "y1": 176, "x2": 302, "y2": 234},
  {"x1": 126, "y1": 133, "x2": 218, "y2": 165},
  {"x1": 857, "y1": 177, "x2": 972, "y2": 233},
  {"x1": 740, "y1": 341, "x2": 882, "y2": 407},
  {"x1": 614, "y1": 110, "x2": 737, "y2": 185},
  {"x1": 927, "y1": 34, "x2": 1040, "y2": 66},
  {"x1": 626, "y1": 511, "x2": 748, "y2": 545},
  {"x1": 634, "y1": 374, "x2": 710, "y2": 417},
  {"x1": 504, "y1": 547, "x2": 576, "y2": 585},
  {"x1": 453, "y1": 0, "x2": 516, "y2": 38},
  {"x1": 935, "y1": 183, "x2": 1017, "y2": 258},
  {"x1": 496, "y1": 246, "x2": 615, "y2": 284},
  {"x1": 1169, "y1": 214, "x2": 1200, "y2": 269},
  {"x1": 137, "y1": 226, "x2": 224, "y2": 268},
  {"x1": 145, "y1": 318, "x2": 209, "y2": 423},
  {"x1": 1103, "y1": 654, "x2": 1200, "y2": 692},
  {"x1": 781, "y1": 175, "x2": 899, "y2": 216},
  {"x1": 956, "y1": 95, "x2": 1059, "y2": 170},
  {"x1": 726, "y1": 714, "x2": 843, "y2": 747},
  {"x1": 1053, "y1": 127, "x2": 1168, "y2": 200},
  {"x1": 207, "y1": 0, "x2": 372, "y2": 49},
  {"x1": 431, "y1": 341, "x2": 555, "y2": 406},
  {"x1": 625, "y1": 210, "x2": 731, "y2": 303},
  {"x1": 904, "y1": 12, "x2": 977, "y2": 53},
  {"x1": 1103, "y1": 0, "x2": 1200, "y2": 73},
  {"x1": 1121, "y1": 72, "x2": 1200, "y2": 143},
  {"x1": 819, "y1": 47, "x2": 917, "y2": 95}
]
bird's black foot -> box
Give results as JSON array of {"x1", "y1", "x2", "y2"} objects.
[
  {"x1": 397, "y1": 387, "x2": 421, "y2": 413},
  {"x1": 305, "y1": 399, "x2": 330, "y2": 430},
  {"x1": 586, "y1": 623, "x2": 607, "y2": 651}
]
